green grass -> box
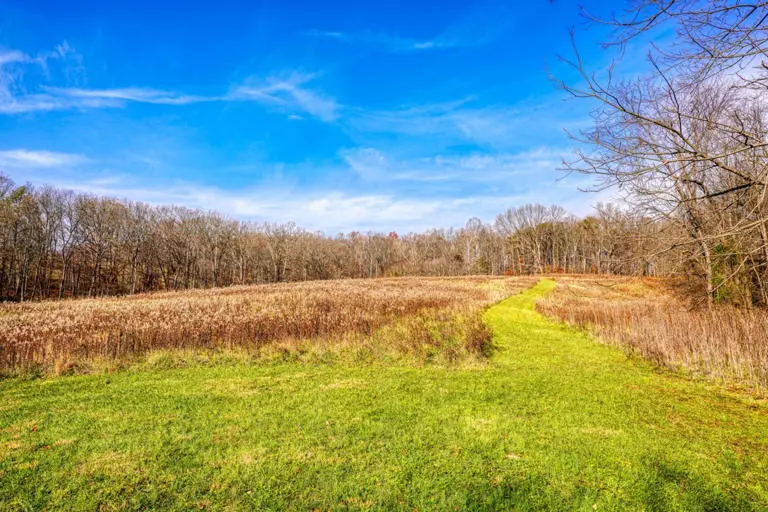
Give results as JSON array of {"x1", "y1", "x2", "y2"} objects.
[{"x1": 1, "y1": 279, "x2": 767, "y2": 511}]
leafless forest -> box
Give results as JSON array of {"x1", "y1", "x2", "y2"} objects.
[{"x1": 0, "y1": 183, "x2": 669, "y2": 301}]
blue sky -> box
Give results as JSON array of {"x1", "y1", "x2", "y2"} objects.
[{"x1": 0, "y1": 0, "x2": 627, "y2": 233}]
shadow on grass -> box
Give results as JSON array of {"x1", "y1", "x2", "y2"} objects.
[
  {"x1": 452, "y1": 455, "x2": 758, "y2": 512},
  {"x1": 638, "y1": 454, "x2": 757, "y2": 512}
]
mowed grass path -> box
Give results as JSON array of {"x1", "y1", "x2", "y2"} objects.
[{"x1": 1, "y1": 280, "x2": 767, "y2": 511}]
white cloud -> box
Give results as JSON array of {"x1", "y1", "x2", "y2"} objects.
[
  {"x1": 344, "y1": 96, "x2": 589, "y2": 149},
  {"x1": 6, "y1": 75, "x2": 338, "y2": 119},
  {"x1": 0, "y1": 149, "x2": 91, "y2": 169},
  {"x1": 0, "y1": 42, "x2": 220, "y2": 114},
  {"x1": 43, "y1": 86, "x2": 216, "y2": 105},
  {"x1": 346, "y1": 100, "x2": 515, "y2": 147},
  {"x1": 1, "y1": 47, "x2": 341, "y2": 121},
  {"x1": 230, "y1": 73, "x2": 339, "y2": 122},
  {"x1": 0, "y1": 92, "x2": 123, "y2": 114},
  {"x1": 32, "y1": 41, "x2": 81, "y2": 79},
  {"x1": 0, "y1": 49, "x2": 28, "y2": 66},
  {"x1": 307, "y1": 30, "x2": 459, "y2": 53},
  {"x1": 0, "y1": 42, "x2": 96, "y2": 114},
  {"x1": 0, "y1": 86, "x2": 214, "y2": 114},
  {"x1": 341, "y1": 145, "x2": 568, "y2": 183},
  {"x1": 340, "y1": 147, "x2": 390, "y2": 179},
  {"x1": 306, "y1": 5, "x2": 508, "y2": 55}
]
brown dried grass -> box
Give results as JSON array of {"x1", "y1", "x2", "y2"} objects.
[
  {"x1": 536, "y1": 276, "x2": 768, "y2": 390},
  {"x1": 0, "y1": 276, "x2": 535, "y2": 374}
]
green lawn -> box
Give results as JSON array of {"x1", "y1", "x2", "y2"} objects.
[{"x1": 1, "y1": 280, "x2": 767, "y2": 511}]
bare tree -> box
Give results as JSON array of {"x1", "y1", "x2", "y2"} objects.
[{"x1": 560, "y1": 0, "x2": 768, "y2": 305}]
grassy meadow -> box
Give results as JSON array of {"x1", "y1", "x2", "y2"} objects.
[{"x1": 1, "y1": 278, "x2": 767, "y2": 510}]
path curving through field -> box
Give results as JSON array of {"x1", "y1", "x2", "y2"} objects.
[{"x1": 1, "y1": 279, "x2": 767, "y2": 510}]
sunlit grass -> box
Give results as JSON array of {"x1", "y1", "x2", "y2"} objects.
[{"x1": 1, "y1": 280, "x2": 767, "y2": 510}]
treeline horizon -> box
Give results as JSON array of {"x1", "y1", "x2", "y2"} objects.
[{"x1": 1, "y1": 173, "x2": 681, "y2": 302}]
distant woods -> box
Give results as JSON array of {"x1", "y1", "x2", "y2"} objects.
[
  {"x1": 561, "y1": 1, "x2": 768, "y2": 305},
  {"x1": 0, "y1": 175, "x2": 672, "y2": 302},
  {"x1": 4, "y1": 1, "x2": 768, "y2": 306}
]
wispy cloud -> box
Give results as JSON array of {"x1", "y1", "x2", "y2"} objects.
[
  {"x1": 1, "y1": 48, "x2": 211, "y2": 112},
  {"x1": 342, "y1": 96, "x2": 588, "y2": 150},
  {"x1": 346, "y1": 100, "x2": 514, "y2": 145},
  {"x1": 307, "y1": 30, "x2": 462, "y2": 53},
  {"x1": 306, "y1": 3, "x2": 509, "y2": 54},
  {"x1": 230, "y1": 73, "x2": 339, "y2": 122},
  {"x1": 341, "y1": 146, "x2": 567, "y2": 183},
  {"x1": 2, "y1": 39, "x2": 581, "y2": 153},
  {"x1": 32, "y1": 41, "x2": 81, "y2": 79},
  {"x1": 43, "y1": 86, "x2": 216, "y2": 105},
  {"x1": 2, "y1": 45, "x2": 341, "y2": 122},
  {"x1": 0, "y1": 149, "x2": 91, "y2": 169},
  {"x1": 0, "y1": 92, "x2": 124, "y2": 114},
  {"x1": 0, "y1": 42, "x2": 204, "y2": 113},
  {"x1": 0, "y1": 42, "x2": 94, "y2": 114},
  {"x1": 0, "y1": 49, "x2": 28, "y2": 66}
]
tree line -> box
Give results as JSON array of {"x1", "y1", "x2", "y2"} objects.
[{"x1": 1, "y1": 174, "x2": 679, "y2": 302}]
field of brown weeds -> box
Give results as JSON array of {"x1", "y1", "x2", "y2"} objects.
[
  {"x1": 537, "y1": 276, "x2": 768, "y2": 390},
  {"x1": 0, "y1": 276, "x2": 536, "y2": 375}
]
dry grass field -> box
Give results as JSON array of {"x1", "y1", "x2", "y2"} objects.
[
  {"x1": 0, "y1": 276, "x2": 537, "y2": 375},
  {"x1": 2, "y1": 280, "x2": 767, "y2": 510},
  {"x1": 537, "y1": 276, "x2": 768, "y2": 390}
]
